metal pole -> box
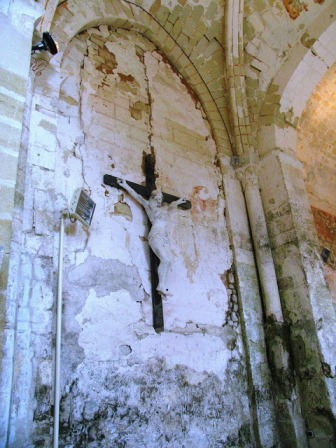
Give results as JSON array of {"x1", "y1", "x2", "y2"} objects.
[{"x1": 53, "y1": 215, "x2": 64, "y2": 448}]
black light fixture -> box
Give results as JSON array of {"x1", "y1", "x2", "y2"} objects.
[{"x1": 32, "y1": 32, "x2": 58, "y2": 55}]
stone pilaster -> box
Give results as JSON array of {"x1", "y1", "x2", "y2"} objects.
[
  {"x1": 236, "y1": 163, "x2": 283, "y2": 322},
  {"x1": 236, "y1": 162, "x2": 307, "y2": 447},
  {"x1": 260, "y1": 149, "x2": 336, "y2": 446},
  {"x1": 0, "y1": 1, "x2": 44, "y2": 445},
  {"x1": 220, "y1": 157, "x2": 279, "y2": 448}
]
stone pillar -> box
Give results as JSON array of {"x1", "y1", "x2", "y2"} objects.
[
  {"x1": 260, "y1": 149, "x2": 336, "y2": 446},
  {"x1": 236, "y1": 164, "x2": 283, "y2": 322},
  {"x1": 0, "y1": 0, "x2": 43, "y2": 445},
  {"x1": 236, "y1": 162, "x2": 307, "y2": 447},
  {"x1": 220, "y1": 157, "x2": 279, "y2": 448}
]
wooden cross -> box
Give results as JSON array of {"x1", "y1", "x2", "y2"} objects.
[{"x1": 104, "y1": 154, "x2": 191, "y2": 333}]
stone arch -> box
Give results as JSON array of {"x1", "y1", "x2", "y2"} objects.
[
  {"x1": 258, "y1": 16, "x2": 336, "y2": 157},
  {"x1": 241, "y1": 0, "x2": 335, "y2": 153},
  {"x1": 279, "y1": 22, "x2": 336, "y2": 125},
  {"x1": 47, "y1": 0, "x2": 233, "y2": 156}
]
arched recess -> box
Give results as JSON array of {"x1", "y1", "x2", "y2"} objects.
[
  {"x1": 2, "y1": 10, "x2": 244, "y2": 444},
  {"x1": 46, "y1": 0, "x2": 233, "y2": 156},
  {"x1": 33, "y1": 21, "x2": 242, "y2": 448}
]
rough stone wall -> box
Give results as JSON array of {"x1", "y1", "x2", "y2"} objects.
[
  {"x1": 311, "y1": 207, "x2": 336, "y2": 303},
  {"x1": 297, "y1": 63, "x2": 336, "y2": 302},
  {"x1": 297, "y1": 64, "x2": 336, "y2": 215},
  {"x1": 43, "y1": 28, "x2": 251, "y2": 447}
]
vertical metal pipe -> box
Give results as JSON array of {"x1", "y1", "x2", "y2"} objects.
[{"x1": 53, "y1": 215, "x2": 64, "y2": 448}]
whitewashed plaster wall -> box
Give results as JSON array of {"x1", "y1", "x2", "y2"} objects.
[
  {"x1": 48, "y1": 28, "x2": 251, "y2": 447},
  {"x1": 2, "y1": 1, "x2": 336, "y2": 447}
]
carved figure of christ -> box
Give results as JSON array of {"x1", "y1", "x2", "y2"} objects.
[
  {"x1": 103, "y1": 156, "x2": 191, "y2": 332},
  {"x1": 117, "y1": 178, "x2": 187, "y2": 296}
]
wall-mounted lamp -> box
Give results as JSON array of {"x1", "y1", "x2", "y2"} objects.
[
  {"x1": 32, "y1": 32, "x2": 58, "y2": 55},
  {"x1": 69, "y1": 188, "x2": 96, "y2": 228}
]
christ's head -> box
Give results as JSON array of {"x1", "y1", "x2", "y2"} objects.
[{"x1": 150, "y1": 189, "x2": 163, "y2": 206}]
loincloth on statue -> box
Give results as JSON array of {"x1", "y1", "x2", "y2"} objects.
[{"x1": 148, "y1": 227, "x2": 171, "y2": 259}]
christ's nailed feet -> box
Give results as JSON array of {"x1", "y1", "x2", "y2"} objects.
[{"x1": 157, "y1": 286, "x2": 173, "y2": 299}]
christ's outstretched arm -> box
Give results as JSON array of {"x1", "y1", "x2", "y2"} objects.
[{"x1": 117, "y1": 178, "x2": 148, "y2": 207}]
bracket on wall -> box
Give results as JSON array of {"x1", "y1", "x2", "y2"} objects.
[
  {"x1": 321, "y1": 247, "x2": 330, "y2": 263},
  {"x1": 230, "y1": 156, "x2": 240, "y2": 167}
]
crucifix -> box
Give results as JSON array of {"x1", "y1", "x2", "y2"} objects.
[{"x1": 104, "y1": 154, "x2": 191, "y2": 333}]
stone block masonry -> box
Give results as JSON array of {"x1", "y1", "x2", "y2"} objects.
[
  {"x1": 8, "y1": 26, "x2": 252, "y2": 447},
  {"x1": 1, "y1": 1, "x2": 336, "y2": 446}
]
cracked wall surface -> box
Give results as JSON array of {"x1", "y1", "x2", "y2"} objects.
[
  {"x1": 297, "y1": 63, "x2": 336, "y2": 304},
  {"x1": 1, "y1": 1, "x2": 336, "y2": 447},
  {"x1": 36, "y1": 28, "x2": 251, "y2": 447}
]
